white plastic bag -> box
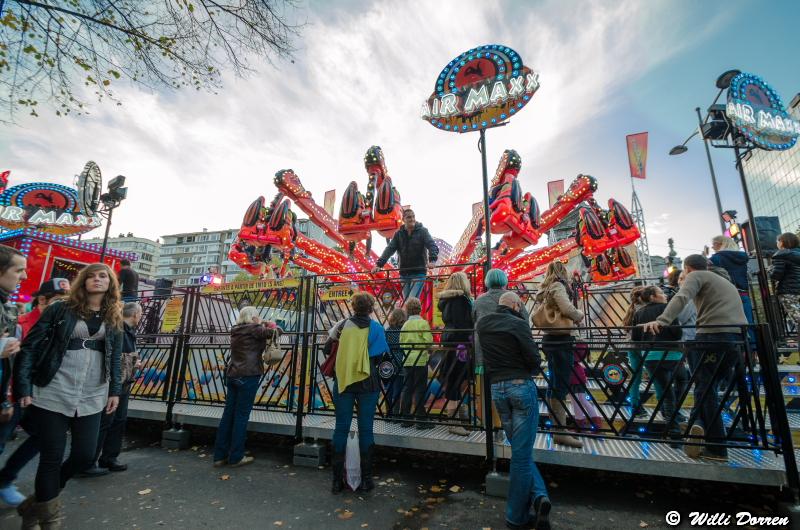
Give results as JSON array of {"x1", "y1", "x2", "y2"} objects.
[{"x1": 345, "y1": 431, "x2": 361, "y2": 491}]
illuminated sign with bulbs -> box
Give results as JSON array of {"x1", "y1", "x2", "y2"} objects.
[
  {"x1": 0, "y1": 182, "x2": 102, "y2": 235},
  {"x1": 422, "y1": 44, "x2": 540, "y2": 133},
  {"x1": 725, "y1": 72, "x2": 800, "y2": 151}
]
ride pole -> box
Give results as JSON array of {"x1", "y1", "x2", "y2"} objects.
[
  {"x1": 99, "y1": 206, "x2": 114, "y2": 262},
  {"x1": 479, "y1": 129, "x2": 492, "y2": 275}
]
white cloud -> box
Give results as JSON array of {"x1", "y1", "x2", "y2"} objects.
[{"x1": 0, "y1": 0, "x2": 730, "y2": 257}]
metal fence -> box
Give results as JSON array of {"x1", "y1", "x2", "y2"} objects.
[{"x1": 127, "y1": 273, "x2": 800, "y2": 497}]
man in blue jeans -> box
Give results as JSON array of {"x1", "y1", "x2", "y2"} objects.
[
  {"x1": 644, "y1": 254, "x2": 748, "y2": 462},
  {"x1": 477, "y1": 292, "x2": 551, "y2": 530},
  {"x1": 373, "y1": 209, "x2": 439, "y2": 300}
]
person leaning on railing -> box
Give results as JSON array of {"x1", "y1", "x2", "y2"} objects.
[
  {"x1": 631, "y1": 286, "x2": 684, "y2": 444},
  {"x1": 437, "y1": 271, "x2": 474, "y2": 436},
  {"x1": 622, "y1": 287, "x2": 647, "y2": 419},
  {"x1": 770, "y1": 232, "x2": 800, "y2": 347},
  {"x1": 325, "y1": 292, "x2": 389, "y2": 494},
  {"x1": 642, "y1": 254, "x2": 748, "y2": 463},
  {"x1": 212, "y1": 306, "x2": 279, "y2": 469},
  {"x1": 473, "y1": 269, "x2": 530, "y2": 375},
  {"x1": 533, "y1": 261, "x2": 584, "y2": 449},
  {"x1": 399, "y1": 297, "x2": 433, "y2": 430}
]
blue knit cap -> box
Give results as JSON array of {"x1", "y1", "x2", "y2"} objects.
[{"x1": 484, "y1": 268, "x2": 508, "y2": 289}]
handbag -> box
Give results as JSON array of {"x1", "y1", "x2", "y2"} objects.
[
  {"x1": 320, "y1": 339, "x2": 338, "y2": 378},
  {"x1": 532, "y1": 289, "x2": 573, "y2": 333},
  {"x1": 262, "y1": 331, "x2": 282, "y2": 365}
]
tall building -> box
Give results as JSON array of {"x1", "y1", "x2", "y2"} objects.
[
  {"x1": 742, "y1": 93, "x2": 800, "y2": 234},
  {"x1": 83, "y1": 234, "x2": 161, "y2": 281},
  {"x1": 157, "y1": 228, "x2": 238, "y2": 286}
]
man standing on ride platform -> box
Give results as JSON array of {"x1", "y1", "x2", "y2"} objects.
[
  {"x1": 373, "y1": 209, "x2": 439, "y2": 300},
  {"x1": 477, "y1": 292, "x2": 551, "y2": 530},
  {"x1": 642, "y1": 254, "x2": 747, "y2": 463},
  {"x1": 117, "y1": 260, "x2": 139, "y2": 302}
]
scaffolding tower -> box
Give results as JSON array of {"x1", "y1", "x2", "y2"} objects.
[{"x1": 631, "y1": 183, "x2": 653, "y2": 278}]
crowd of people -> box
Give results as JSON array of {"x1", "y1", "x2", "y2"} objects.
[
  {"x1": 0, "y1": 222, "x2": 795, "y2": 530},
  {"x1": 0, "y1": 247, "x2": 142, "y2": 528}
]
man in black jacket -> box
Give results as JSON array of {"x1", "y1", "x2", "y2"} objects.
[
  {"x1": 373, "y1": 209, "x2": 438, "y2": 300},
  {"x1": 477, "y1": 292, "x2": 551, "y2": 530}
]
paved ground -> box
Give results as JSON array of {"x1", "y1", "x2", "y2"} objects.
[{"x1": 0, "y1": 420, "x2": 793, "y2": 529}]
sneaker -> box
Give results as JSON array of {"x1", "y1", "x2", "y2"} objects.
[
  {"x1": 0, "y1": 484, "x2": 25, "y2": 507},
  {"x1": 684, "y1": 425, "x2": 704, "y2": 459},
  {"x1": 634, "y1": 407, "x2": 649, "y2": 419},
  {"x1": 448, "y1": 425, "x2": 470, "y2": 437},
  {"x1": 229, "y1": 456, "x2": 255, "y2": 467},
  {"x1": 213, "y1": 459, "x2": 228, "y2": 468},
  {"x1": 533, "y1": 495, "x2": 552, "y2": 530}
]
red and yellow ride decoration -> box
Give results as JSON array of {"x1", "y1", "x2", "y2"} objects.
[
  {"x1": 338, "y1": 146, "x2": 403, "y2": 254},
  {"x1": 228, "y1": 145, "x2": 640, "y2": 288}
]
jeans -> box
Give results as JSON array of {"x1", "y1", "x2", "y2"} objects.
[
  {"x1": 331, "y1": 381, "x2": 379, "y2": 453},
  {"x1": 386, "y1": 374, "x2": 404, "y2": 414},
  {"x1": 212, "y1": 375, "x2": 261, "y2": 464},
  {"x1": 400, "y1": 366, "x2": 428, "y2": 418},
  {"x1": 690, "y1": 333, "x2": 741, "y2": 456},
  {"x1": 492, "y1": 379, "x2": 548, "y2": 526},
  {"x1": 542, "y1": 335, "x2": 574, "y2": 401},
  {"x1": 95, "y1": 387, "x2": 130, "y2": 463},
  {"x1": 0, "y1": 404, "x2": 22, "y2": 455},
  {"x1": 401, "y1": 273, "x2": 426, "y2": 300},
  {"x1": 31, "y1": 406, "x2": 102, "y2": 501},
  {"x1": 644, "y1": 359, "x2": 681, "y2": 432},
  {"x1": 0, "y1": 404, "x2": 40, "y2": 488}
]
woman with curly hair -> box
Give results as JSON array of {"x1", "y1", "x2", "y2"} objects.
[{"x1": 14, "y1": 263, "x2": 124, "y2": 528}]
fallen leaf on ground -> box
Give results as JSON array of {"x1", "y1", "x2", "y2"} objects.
[
  {"x1": 430, "y1": 485, "x2": 443, "y2": 493},
  {"x1": 191, "y1": 446, "x2": 199, "y2": 451},
  {"x1": 138, "y1": 489, "x2": 152, "y2": 496},
  {"x1": 361, "y1": 524, "x2": 368, "y2": 528},
  {"x1": 449, "y1": 485, "x2": 461, "y2": 493},
  {"x1": 273, "y1": 522, "x2": 283, "y2": 527},
  {"x1": 220, "y1": 475, "x2": 230, "y2": 481},
  {"x1": 639, "y1": 522, "x2": 649, "y2": 528},
  {"x1": 438, "y1": 479, "x2": 447, "y2": 484},
  {"x1": 338, "y1": 510, "x2": 354, "y2": 520}
]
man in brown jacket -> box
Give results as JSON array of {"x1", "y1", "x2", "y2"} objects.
[{"x1": 642, "y1": 254, "x2": 747, "y2": 462}]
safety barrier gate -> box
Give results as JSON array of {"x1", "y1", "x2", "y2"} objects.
[{"x1": 127, "y1": 273, "x2": 800, "y2": 498}]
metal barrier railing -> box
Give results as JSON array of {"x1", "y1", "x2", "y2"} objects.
[{"x1": 126, "y1": 275, "x2": 800, "y2": 500}]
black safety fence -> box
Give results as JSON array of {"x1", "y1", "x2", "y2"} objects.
[{"x1": 127, "y1": 273, "x2": 800, "y2": 498}]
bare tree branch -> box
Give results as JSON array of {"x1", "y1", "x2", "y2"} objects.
[{"x1": 0, "y1": 0, "x2": 303, "y2": 121}]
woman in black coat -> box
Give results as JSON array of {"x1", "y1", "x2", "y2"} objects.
[
  {"x1": 437, "y1": 272, "x2": 474, "y2": 436},
  {"x1": 771, "y1": 232, "x2": 800, "y2": 343}
]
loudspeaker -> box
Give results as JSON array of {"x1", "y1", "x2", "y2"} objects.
[
  {"x1": 154, "y1": 278, "x2": 173, "y2": 297},
  {"x1": 742, "y1": 216, "x2": 781, "y2": 256}
]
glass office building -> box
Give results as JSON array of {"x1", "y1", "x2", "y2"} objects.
[{"x1": 742, "y1": 93, "x2": 800, "y2": 234}]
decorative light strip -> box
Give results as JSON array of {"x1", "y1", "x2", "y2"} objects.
[{"x1": 0, "y1": 228, "x2": 137, "y2": 260}]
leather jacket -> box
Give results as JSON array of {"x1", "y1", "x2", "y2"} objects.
[
  {"x1": 227, "y1": 323, "x2": 275, "y2": 379},
  {"x1": 13, "y1": 301, "x2": 123, "y2": 399}
]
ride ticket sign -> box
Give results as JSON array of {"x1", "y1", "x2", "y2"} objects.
[{"x1": 422, "y1": 44, "x2": 540, "y2": 133}]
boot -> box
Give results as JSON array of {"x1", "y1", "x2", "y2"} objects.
[
  {"x1": 548, "y1": 398, "x2": 583, "y2": 448},
  {"x1": 448, "y1": 405, "x2": 470, "y2": 437},
  {"x1": 358, "y1": 444, "x2": 375, "y2": 492},
  {"x1": 331, "y1": 452, "x2": 345, "y2": 494},
  {"x1": 18, "y1": 495, "x2": 64, "y2": 530}
]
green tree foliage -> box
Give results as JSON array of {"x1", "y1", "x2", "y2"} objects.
[{"x1": 0, "y1": 0, "x2": 301, "y2": 120}]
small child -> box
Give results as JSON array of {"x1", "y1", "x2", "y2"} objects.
[
  {"x1": 385, "y1": 308, "x2": 408, "y2": 415},
  {"x1": 569, "y1": 342, "x2": 604, "y2": 430},
  {"x1": 399, "y1": 297, "x2": 433, "y2": 429}
]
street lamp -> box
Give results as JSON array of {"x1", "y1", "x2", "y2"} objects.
[
  {"x1": 99, "y1": 175, "x2": 128, "y2": 261},
  {"x1": 669, "y1": 109, "x2": 726, "y2": 233}
]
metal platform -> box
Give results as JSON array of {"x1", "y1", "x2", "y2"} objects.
[{"x1": 128, "y1": 398, "x2": 791, "y2": 487}]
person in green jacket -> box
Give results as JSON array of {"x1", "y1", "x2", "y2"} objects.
[{"x1": 399, "y1": 297, "x2": 433, "y2": 429}]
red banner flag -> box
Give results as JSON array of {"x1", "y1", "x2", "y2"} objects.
[
  {"x1": 546, "y1": 180, "x2": 564, "y2": 208},
  {"x1": 626, "y1": 132, "x2": 648, "y2": 180}
]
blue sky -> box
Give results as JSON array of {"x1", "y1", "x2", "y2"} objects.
[{"x1": 1, "y1": 0, "x2": 798, "y2": 260}]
